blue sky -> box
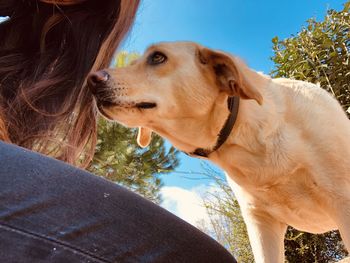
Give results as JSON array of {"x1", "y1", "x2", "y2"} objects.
[{"x1": 121, "y1": 0, "x2": 344, "y2": 190}]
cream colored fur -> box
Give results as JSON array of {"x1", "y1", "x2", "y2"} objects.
[{"x1": 92, "y1": 42, "x2": 350, "y2": 263}]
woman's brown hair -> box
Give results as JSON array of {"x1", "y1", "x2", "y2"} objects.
[{"x1": 0, "y1": 0, "x2": 140, "y2": 167}]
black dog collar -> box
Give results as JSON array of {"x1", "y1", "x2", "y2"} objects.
[{"x1": 188, "y1": 96, "x2": 240, "y2": 158}]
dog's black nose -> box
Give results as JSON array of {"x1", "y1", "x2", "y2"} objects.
[{"x1": 88, "y1": 70, "x2": 110, "y2": 93}]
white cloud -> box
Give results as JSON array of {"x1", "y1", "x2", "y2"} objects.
[{"x1": 160, "y1": 184, "x2": 221, "y2": 227}]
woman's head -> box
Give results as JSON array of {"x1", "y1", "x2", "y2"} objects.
[{"x1": 0, "y1": 0, "x2": 139, "y2": 166}]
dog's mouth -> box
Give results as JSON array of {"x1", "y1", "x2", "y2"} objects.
[
  {"x1": 135, "y1": 102, "x2": 157, "y2": 109},
  {"x1": 96, "y1": 101, "x2": 157, "y2": 122},
  {"x1": 96, "y1": 100, "x2": 157, "y2": 118},
  {"x1": 95, "y1": 98, "x2": 157, "y2": 109}
]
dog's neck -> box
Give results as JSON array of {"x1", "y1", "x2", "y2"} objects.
[
  {"x1": 188, "y1": 96, "x2": 240, "y2": 158},
  {"x1": 192, "y1": 67, "x2": 273, "y2": 160},
  {"x1": 208, "y1": 78, "x2": 284, "y2": 184}
]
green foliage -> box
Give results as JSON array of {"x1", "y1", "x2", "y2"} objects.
[
  {"x1": 88, "y1": 118, "x2": 178, "y2": 204},
  {"x1": 112, "y1": 51, "x2": 139, "y2": 68},
  {"x1": 285, "y1": 228, "x2": 348, "y2": 263},
  {"x1": 272, "y1": 2, "x2": 350, "y2": 116},
  {"x1": 197, "y1": 168, "x2": 254, "y2": 263},
  {"x1": 271, "y1": 2, "x2": 350, "y2": 261},
  {"x1": 88, "y1": 53, "x2": 179, "y2": 204}
]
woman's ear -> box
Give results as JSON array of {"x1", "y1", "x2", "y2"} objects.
[
  {"x1": 198, "y1": 48, "x2": 263, "y2": 105},
  {"x1": 137, "y1": 127, "x2": 153, "y2": 148}
]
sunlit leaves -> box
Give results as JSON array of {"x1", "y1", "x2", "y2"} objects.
[{"x1": 272, "y1": 2, "x2": 350, "y2": 114}]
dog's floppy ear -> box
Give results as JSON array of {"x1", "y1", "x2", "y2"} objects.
[
  {"x1": 198, "y1": 48, "x2": 263, "y2": 105},
  {"x1": 137, "y1": 127, "x2": 153, "y2": 148}
]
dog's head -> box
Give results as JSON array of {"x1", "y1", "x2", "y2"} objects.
[{"x1": 88, "y1": 42, "x2": 263, "y2": 154}]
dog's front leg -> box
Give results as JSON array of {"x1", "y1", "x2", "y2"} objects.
[
  {"x1": 242, "y1": 209, "x2": 287, "y2": 263},
  {"x1": 330, "y1": 201, "x2": 350, "y2": 252}
]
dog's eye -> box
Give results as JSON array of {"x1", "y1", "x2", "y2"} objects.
[{"x1": 147, "y1": 51, "x2": 167, "y2": 65}]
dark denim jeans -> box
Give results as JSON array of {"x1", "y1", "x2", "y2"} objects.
[{"x1": 0, "y1": 142, "x2": 236, "y2": 263}]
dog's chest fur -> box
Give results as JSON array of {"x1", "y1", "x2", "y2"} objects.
[
  {"x1": 219, "y1": 142, "x2": 337, "y2": 232},
  {"x1": 226, "y1": 166, "x2": 337, "y2": 233}
]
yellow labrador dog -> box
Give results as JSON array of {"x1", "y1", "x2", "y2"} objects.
[{"x1": 88, "y1": 42, "x2": 350, "y2": 262}]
